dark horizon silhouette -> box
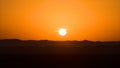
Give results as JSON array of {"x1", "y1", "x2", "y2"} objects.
[
  {"x1": 0, "y1": 39, "x2": 120, "y2": 54},
  {"x1": 0, "y1": 39, "x2": 120, "y2": 67}
]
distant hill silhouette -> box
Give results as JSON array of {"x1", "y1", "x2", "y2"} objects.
[
  {"x1": 0, "y1": 39, "x2": 120, "y2": 54},
  {"x1": 0, "y1": 39, "x2": 120, "y2": 67}
]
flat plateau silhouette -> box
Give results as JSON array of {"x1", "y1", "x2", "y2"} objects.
[
  {"x1": 0, "y1": 39, "x2": 120, "y2": 54},
  {"x1": 0, "y1": 39, "x2": 120, "y2": 67}
]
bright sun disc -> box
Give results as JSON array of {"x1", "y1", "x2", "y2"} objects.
[{"x1": 58, "y1": 28, "x2": 67, "y2": 36}]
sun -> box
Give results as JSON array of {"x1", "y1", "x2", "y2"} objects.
[{"x1": 58, "y1": 28, "x2": 67, "y2": 36}]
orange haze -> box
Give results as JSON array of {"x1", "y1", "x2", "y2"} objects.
[{"x1": 0, "y1": 0, "x2": 120, "y2": 41}]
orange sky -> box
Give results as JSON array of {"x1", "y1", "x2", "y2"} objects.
[{"x1": 0, "y1": 0, "x2": 120, "y2": 41}]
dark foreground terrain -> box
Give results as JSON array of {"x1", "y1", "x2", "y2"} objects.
[{"x1": 0, "y1": 39, "x2": 120, "y2": 68}]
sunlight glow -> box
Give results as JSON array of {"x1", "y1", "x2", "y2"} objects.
[{"x1": 58, "y1": 28, "x2": 67, "y2": 36}]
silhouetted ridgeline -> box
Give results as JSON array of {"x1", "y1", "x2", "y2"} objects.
[
  {"x1": 0, "y1": 39, "x2": 120, "y2": 54},
  {"x1": 0, "y1": 39, "x2": 120, "y2": 46},
  {"x1": 0, "y1": 39, "x2": 120, "y2": 67}
]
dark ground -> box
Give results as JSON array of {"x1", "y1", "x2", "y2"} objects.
[{"x1": 0, "y1": 39, "x2": 120, "y2": 68}]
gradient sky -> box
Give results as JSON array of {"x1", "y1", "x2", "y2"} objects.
[{"x1": 0, "y1": 0, "x2": 120, "y2": 41}]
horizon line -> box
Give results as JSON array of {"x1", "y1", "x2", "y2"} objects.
[{"x1": 0, "y1": 39, "x2": 120, "y2": 42}]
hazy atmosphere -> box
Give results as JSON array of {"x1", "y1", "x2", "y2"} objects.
[{"x1": 0, "y1": 0, "x2": 120, "y2": 41}]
